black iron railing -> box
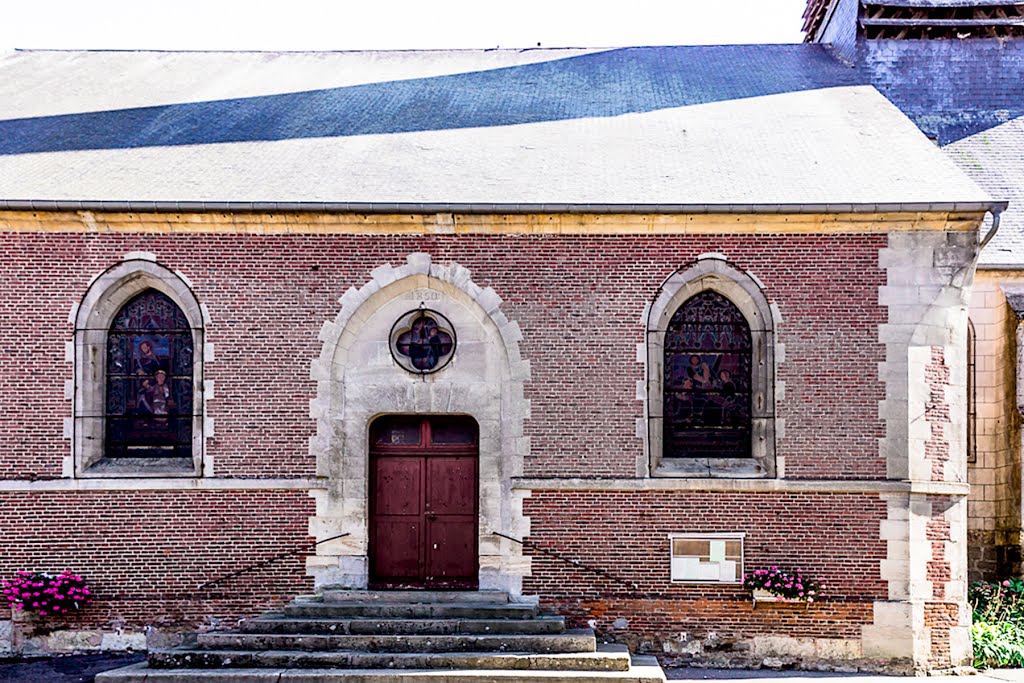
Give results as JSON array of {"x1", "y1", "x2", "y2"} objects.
[
  {"x1": 197, "y1": 532, "x2": 351, "y2": 591},
  {"x1": 491, "y1": 531, "x2": 638, "y2": 591}
]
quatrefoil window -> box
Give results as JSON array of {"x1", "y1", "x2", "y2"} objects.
[{"x1": 389, "y1": 308, "x2": 456, "y2": 374}]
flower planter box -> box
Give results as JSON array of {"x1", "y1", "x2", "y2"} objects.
[{"x1": 751, "y1": 589, "x2": 809, "y2": 608}]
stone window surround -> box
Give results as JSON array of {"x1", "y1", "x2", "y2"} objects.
[
  {"x1": 646, "y1": 257, "x2": 777, "y2": 478},
  {"x1": 72, "y1": 257, "x2": 207, "y2": 478}
]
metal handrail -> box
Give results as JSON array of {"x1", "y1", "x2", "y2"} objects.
[
  {"x1": 197, "y1": 533, "x2": 351, "y2": 590},
  {"x1": 491, "y1": 531, "x2": 638, "y2": 591}
]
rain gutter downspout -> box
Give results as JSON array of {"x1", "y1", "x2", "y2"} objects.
[
  {"x1": 0, "y1": 200, "x2": 1009, "y2": 215},
  {"x1": 979, "y1": 205, "x2": 1004, "y2": 251}
]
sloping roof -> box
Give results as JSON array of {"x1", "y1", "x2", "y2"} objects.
[
  {"x1": 946, "y1": 117, "x2": 1024, "y2": 266},
  {"x1": 0, "y1": 47, "x2": 992, "y2": 211},
  {"x1": 865, "y1": 0, "x2": 1023, "y2": 7}
]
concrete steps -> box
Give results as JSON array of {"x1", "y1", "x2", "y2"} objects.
[
  {"x1": 239, "y1": 615, "x2": 567, "y2": 635},
  {"x1": 284, "y1": 601, "x2": 539, "y2": 619},
  {"x1": 149, "y1": 645, "x2": 631, "y2": 670},
  {"x1": 96, "y1": 590, "x2": 666, "y2": 683},
  {"x1": 196, "y1": 630, "x2": 596, "y2": 653},
  {"x1": 98, "y1": 656, "x2": 667, "y2": 682},
  {"x1": 316, "y1": 589, "x2": 512, "y2": 604}
]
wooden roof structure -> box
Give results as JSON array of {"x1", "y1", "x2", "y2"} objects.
[{"x1": 804, "y1": 0, "x2": 1024, "y2": 39}]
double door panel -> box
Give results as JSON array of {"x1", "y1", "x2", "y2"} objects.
[{"x1": 370, "y1": 416, "x2": 478, "y2": 588}]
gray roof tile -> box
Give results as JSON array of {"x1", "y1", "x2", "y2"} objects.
[{"x1": 0, "y1": 47, "x2": 991, "y2": 209}]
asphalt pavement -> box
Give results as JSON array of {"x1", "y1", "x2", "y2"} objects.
[{"x1": 3, "y1": 655, "x2": 1024, "y2": 683}]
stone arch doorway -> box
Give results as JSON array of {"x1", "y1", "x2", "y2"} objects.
[
  {"x1": 369, "y1": 415, "x2": 479, "y2": 589},
  {"x1": 308, "y1": 254, "x2": 532, "y2": 595}
]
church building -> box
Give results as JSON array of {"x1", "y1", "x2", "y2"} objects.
[{"x1": 0, "y1": 43, "x2": 1004, "y2": 675}]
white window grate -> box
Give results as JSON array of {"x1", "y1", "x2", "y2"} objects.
[{"x1": 669, "y1": 532, "x2": 744, "y2": 583}]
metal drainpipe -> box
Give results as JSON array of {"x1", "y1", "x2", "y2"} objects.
[{"x1": 980, "y1": 206, "x2": 1004, "y2": 251}]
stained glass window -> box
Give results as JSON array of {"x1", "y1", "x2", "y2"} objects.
[
  {"x1": 663, "y1": 291, "x2": 752, "y2": 459},
  {"x1": 389, "y1": 309, "x2": 456, "y2": 374},
  {"x1": 105, "y1": 290, "x2": 193, "y2": 458}
]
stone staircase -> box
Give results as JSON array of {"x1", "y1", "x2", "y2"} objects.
[{"x1": 97, "y1": 589, "x2": 666, "y2": 682}]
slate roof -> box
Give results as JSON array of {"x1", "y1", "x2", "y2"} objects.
[
  {"x1": 946, "y1": 117, "x2": 1024, "y2": 266},
  {"x1": 0, "y1": 47, "x2": 992, "y2": 210},
  {"x1": 866, "y1": 0, "x2": 1023, "y2": 7}
]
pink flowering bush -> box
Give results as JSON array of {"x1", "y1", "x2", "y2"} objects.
[
  {"x1": 2, "y1": 571, "x2": 92, "y2": 616},
  {"x1": 743, "y1": 567, "x2": 823, "y2": 601}
]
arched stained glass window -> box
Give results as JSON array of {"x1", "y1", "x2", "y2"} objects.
[
  {"x1": 105, "y1": 290, "x2": 194, "y2": 458},
  {"x1": 664, "y1": 291, "x2": 752, "y2": 459}
]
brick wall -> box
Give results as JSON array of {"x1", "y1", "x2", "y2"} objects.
[
  {"x1": 0, "y1": 491, "x2": 314, "y2": 629},
  {"x1": 925, "y1": 348, "x2": 951, "y2": 482},
  {"x1": 523, "y1": 490, "x2": 886, "y2": 653},
  {"x1": 0, "y1": 212, "x2": 969, "y2": 668},
  {"x1": 0, "y1": 230, "x2": 886, "y2": 481}
]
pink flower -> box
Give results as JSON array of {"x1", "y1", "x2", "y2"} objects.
[
  {"x1": 808, "y1": 598, "x2": 814, "y2": 603},
  {"x1": 1003, "y1": 580, "x2": 1011, "y2": 587}
]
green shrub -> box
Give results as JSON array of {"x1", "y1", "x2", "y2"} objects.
[
  {"x1": 972, "y1": 621, "x2": 1024, "y2": 669},
  {"x1": 970, "y1": 579, "x2": 1024, "y2": 668}
]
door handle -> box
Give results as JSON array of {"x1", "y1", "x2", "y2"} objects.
[{"x1": 426, "y1": 513, "x2": 437, "y2": 520}]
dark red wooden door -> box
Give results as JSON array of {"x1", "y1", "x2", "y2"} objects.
[{"x1": 369, "y1": 416, "x2": 479, "y2": 589}]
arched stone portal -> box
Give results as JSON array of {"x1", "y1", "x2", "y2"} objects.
[{"x1": 308, "y1": 253, "x2": 532, "y2": 596}]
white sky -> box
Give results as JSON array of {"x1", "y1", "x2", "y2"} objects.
[{"x1": 0, "y1": 0, "x2": 807, "y2": 52}]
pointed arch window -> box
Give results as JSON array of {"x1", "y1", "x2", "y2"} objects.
[
  {"x1": 646, "y1": 258, "x2": 776, "y2": 478},
  {"x1": 105, "y1": 291, "x2": 194, "y2": 459},
  {"x1": 664, "y1": 291, "x2": 752, "y2": 459},
  {"x1": 73, "y1": 259, "x2": 206, "y2": 477}
]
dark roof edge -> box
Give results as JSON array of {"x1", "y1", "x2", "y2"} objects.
[
  {"x1": 864, "y1": 0, "x2": 1023, "y2": 6},
  {"x1": 0, "y1": 200, "x2": 1007, "y2": 215}
]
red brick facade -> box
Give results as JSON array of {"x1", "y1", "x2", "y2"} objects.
[
  {"x1": 0, "y1": 491, "x2": 314, "y2": 627},
  {"x1": 523, "y1": 491, "x2": 886, "y2": 647},
  {"x1": 0, "y1": 232, "x2": 885, "y2": 478},
  {"x1": 0, "y1": 222, "x2": 970, "y2": 670}
]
